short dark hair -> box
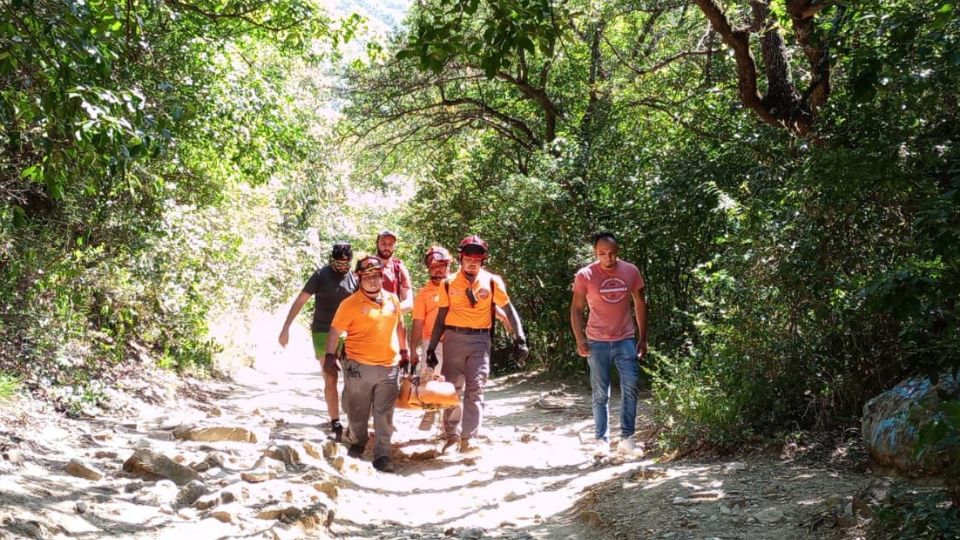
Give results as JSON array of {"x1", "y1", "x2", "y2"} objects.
[{"x1": 592, "y1": 232, "x2": 618, "y2": 247}]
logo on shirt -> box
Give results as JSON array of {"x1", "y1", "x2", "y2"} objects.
[
  {"x1": 599, "y1": 277, "x2": 628, "y2": 303},
  {"x1": 476, "y1": 288, "x2": 490, "y2": 300}
]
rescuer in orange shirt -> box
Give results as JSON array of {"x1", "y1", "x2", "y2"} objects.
[{"x1": 424, "y1": 235, "x2": 528, "y2": 454}]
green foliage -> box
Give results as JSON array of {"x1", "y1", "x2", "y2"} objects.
[
  {"x1": 916, "y1": 397, "x2": 960, "y2": 505},
  {"x1": 344, "y1": 0, "x2": 960, "y2": 463},
  {"x1": 873, "y1": 485, "x2": 960, "y2": 540},
  {"x1": 0, "y1": 0, "x2": 354, "y2": 399},
  {"x1": 0, "y1": 372, "x2": 19, "y2": 401},
  {"x1": 398, "y1": 0, "x2": 567, "y2": 76}
]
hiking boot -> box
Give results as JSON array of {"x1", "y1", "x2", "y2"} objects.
[
  {"x1": 418, "y1": 410, "x2": 437, "y2": 431},
  {"x1": 372, "y1": 456, "x2": 395, "y2": 473},
  {"x1": 329, "y1": 419, "x2": 343, "y2": 442},
  {"x1": 441, "y1": 437, "x2": 459, "y2": 454},
  {"x1": 347, "y1": 444, "x2": 364, "y2": 459},
  {"x1": 458, "y1": 438, "x2": 479, "y2": 454}
]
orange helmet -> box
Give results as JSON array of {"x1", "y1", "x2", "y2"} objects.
[
  {"x1": 458, "y1": 235, "x2": 489, "y2": 258},
  {"x1": 423, "y1": 246, "x2": 453, "y2": 267}
]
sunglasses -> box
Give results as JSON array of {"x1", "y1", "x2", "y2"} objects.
[{"x1": 465, "y1": 287, "x2": 478, "y2": 307}]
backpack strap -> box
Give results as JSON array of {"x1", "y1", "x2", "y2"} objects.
[
  {"x1": 489, "y1": 277, "x2": 496, "y2": 340},
  {"x1": 393, "y1": 258, "x2": 405, "y2": 289}
]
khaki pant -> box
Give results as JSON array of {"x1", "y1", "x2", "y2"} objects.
[
  {"x1": 341, "y1": 359, "x2": 399, "y2": 460},
  {"x1": 440, "y1": 331, "x2": 490, "y2": 440}
]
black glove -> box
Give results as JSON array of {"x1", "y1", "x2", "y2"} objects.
[
  {"x1": 398, "y1": 349, "x2": 410, "y2": 374},
  {"x1": 323, "y1": 353, "x2": 340, "y2": 376},
  {"x1": 515, "y1": 337, "x2": 529, "y2": 364},
  {"x1": 426, "y1": 348, "x2": 439, "y2": 368}
]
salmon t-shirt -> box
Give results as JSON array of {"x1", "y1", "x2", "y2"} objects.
[
  {"x1": 573, "y1": 261, "x2": 644, "y2": 341},
  {"x1": 330, "y1": 291, "x2": 401, "y2": 366}
]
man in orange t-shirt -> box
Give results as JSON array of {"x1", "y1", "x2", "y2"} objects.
[
  {"x1": 326, "y1": 255, "x2": 408, "y2": 473},
  {"x1": 425, "y1": 235, "x2": 528, "y2": 453}
]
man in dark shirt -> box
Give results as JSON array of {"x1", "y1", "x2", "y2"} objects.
[{"x1": 279, "y1": 242, "x2": 357, "y2": 441}]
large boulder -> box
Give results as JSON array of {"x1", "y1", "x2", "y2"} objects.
[{"x1": 862, "y1": 373, "x2": 958, "y2": 476}]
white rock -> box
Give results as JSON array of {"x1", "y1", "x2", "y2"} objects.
[{"x1": 754, "y1": 507, "x2": 785, "y2": 524}]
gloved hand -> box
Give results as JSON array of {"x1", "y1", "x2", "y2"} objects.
[
  {"x1": 426, "y1": 348, "x2": 439, "y2": 369},
  {"x1": 514, "y1": 337, "x2": 529, "y2": 368},
  {"x1": 398, "y1": 349, "x2": 410, "y2": 374},
  {"x1": 323, "y1": 353, "x2": 340, "y2": 376}
]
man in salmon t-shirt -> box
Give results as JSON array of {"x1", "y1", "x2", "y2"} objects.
[
  {"x1": 570, "y1": 232, "x2": 648, "y2": 457},
  {"x1": 375, "y1": 230, "x2": 412, "y2": 311}
]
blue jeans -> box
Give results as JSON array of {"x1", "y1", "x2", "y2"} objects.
[{"x1": 587, "y1": 338, "x2": 639, "y2": 440}]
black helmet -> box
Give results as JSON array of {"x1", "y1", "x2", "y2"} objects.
[{"x1": 331, "y1": 242, "x2": 353, "y2": 260}]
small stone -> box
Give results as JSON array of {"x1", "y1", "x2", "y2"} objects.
[
  {"x1": 302, "y1": 441, "x2": 321, "y2": 460},
  {"x1": 93, "y1": 450, "x2": 118, "y2": 459},
  {"x1": 3, "y1": 449, "x2": 25, "y2": 465},
  {"x1": 459, "y1": 528, "x2": 484, "y2": 539},
  {"x1": 75, "y1": 501, "x2": 87, "y2": 514},
  {"x1": 175, "y1": 480, "x2": 209, "y2": 508},
  {"x1": 194, "y1": 494, "x2": 221, "y2": 510},
  {"x1": 65, "y1": 458, "x2": 104, "y2": 481},
  {"x1": 124, "y1": 481, "x2": 143, "y2": 493},
  {"x1": 210, "y1": 510, "x2": 232, "y2": 523},
  {"x1": 147, "y1": 430, "x2": 175, "y2": 441},
  {"x1": 754, "y1": 507, "x2": 785, "y2": 524},
  {"x1": 313, "y1": 482, "x2": 338, "y2": 500},
  {"x1": 241, "y1": 470, "x2": 277, "y2": 483},
  {"x1": 724, "y1": 462, "x2": 747, "y2": 471}
]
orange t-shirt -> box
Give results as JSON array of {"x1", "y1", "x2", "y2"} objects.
[
  {"x1": 330, "y1": 291, "x2": 401, "y2": 366},
  {"x1": 412, "y1": 281, "x2": 444, "y2": 340},
  {"x1": 437, "y1": 269, "x2": 510, "y2": 329}
]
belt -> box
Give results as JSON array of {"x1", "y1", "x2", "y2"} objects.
[{"x1": 446, "y1": 326, "x2": 490, "y2": 334}]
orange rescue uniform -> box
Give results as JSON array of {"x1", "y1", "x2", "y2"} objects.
[
  {"x1": 330, "y1": 291, "x2": 402, "y2": 366},
  {"x1": 437, "y1": 269, "x2": 510, "y2": 329},
  {"x1": 412, "y1": 281, "x2": 445, "y2": 340}
]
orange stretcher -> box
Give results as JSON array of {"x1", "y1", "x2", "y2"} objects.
[{"x1": 396, "y1": 375, "x2": 459, "y2": 410}]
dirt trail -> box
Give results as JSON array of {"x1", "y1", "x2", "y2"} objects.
[{"x1": 0, "y1": 322, "x2": 879, "y2": 539}]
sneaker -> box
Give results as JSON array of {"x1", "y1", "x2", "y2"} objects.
[
  {"x1": 347, "y1": 444, "x2": 364, "y2": 458},
  {"x1": 441, "y1": 437, "x2": 459, "y2": 454},
  {"x1": 617, "y1": 438, "x2": 644, "y2": 457},
  {"x1": 418, "y1": 410, "x2": 437, "y2": 431},
  {"x1": 458, "y1": 438, "x2": 479, "y2": 454},
  {"x1": 330, "y1": 420, "x2": 343, "y2": 442},
  {"x1": 593, "y1": 439, "x2": 610, "y2": 457},
  {"x1": 372, "y1": 456, "x2": 395, "y2": 473}
]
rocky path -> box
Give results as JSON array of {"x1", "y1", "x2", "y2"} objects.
[{"x1": 0, "y1": 326, "x2": 883, "y2": 539}]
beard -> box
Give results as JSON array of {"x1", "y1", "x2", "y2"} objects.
[{"x1": 377, "y1": 248, "x2": 393, "y2": 259}]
